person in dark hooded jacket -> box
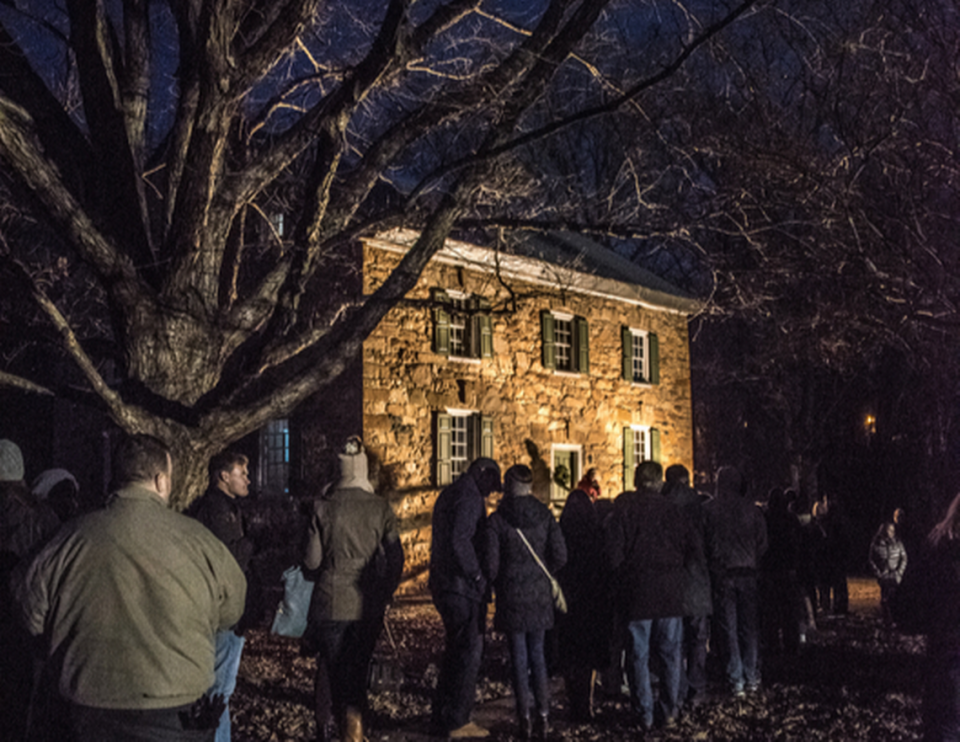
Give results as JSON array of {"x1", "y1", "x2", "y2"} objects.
[{"x1": 485, "y1": 465, "x2": 567, "y2": 741}]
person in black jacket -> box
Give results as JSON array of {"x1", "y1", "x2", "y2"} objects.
[
  {"x1": 557, "y1": 487, "x2": 610, "y2": 721},
  {"x1": 188, "y1": 450, "x2": 254, "y2": 742},
  {"x1": 606, "y1": 460, "x2": 697, "y2": 731},
  {"x1": 429, "y1": 458, "x2": 502, "y2": 739},
  {"x1": 485, "y1": 465, "x2": 567, "y2": 740},
  {"x1": 662, "y1": 464, "x2": 712, "y2": 709}
]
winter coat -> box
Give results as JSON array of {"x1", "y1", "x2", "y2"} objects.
[
  {"x1": 870, "y1": 533, "x2": 907, "y2": 584},
  {"x1": 484, "y1": 493, "x2": 567, "y2": 633},
  {"x1": 188, "y1": 486, "x2": 254, "y2": 573},
  {"x1": 429, "y1": 473, "x2": 489, "y2": 602},
  {"x1": 605, "y1": 487, "x2": 696, "y2": 620},
  {"x1": 703, "y1": 491, "x2": 768, "y2": 578},
  {"x1": 558, "y1": 489, "x2": 611, "y2": 667},
  {"x1": 662, "y1": 481, "x2": 712, "y2": 617},
  {"x1": 304, "y1": 485, "x2": 403, "y2": 623},
  {"x1": 0, "y1": 481, "x2": 59, "y2": 559},
  {"x1": 15, "y1": 483, "x2": 246, "y2": 710},
  {"x1": 763, "y1": 505, "x2": 802, "y2": 575}
]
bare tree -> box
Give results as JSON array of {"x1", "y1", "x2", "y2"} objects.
[{"x1": 0, "y1": 0, "x2": 761, "y2": 504}]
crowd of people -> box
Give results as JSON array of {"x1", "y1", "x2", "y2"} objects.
[
  {"x1": 426, "y1": 457, "x2": 923, "y2": 740},
  {"x1": 3, "y1": 430, "x2": 960, "y2": 741}
]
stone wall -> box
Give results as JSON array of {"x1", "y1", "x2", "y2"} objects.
[{"x1": 360, "y1": 241, "x2": 694, "y2": 590}]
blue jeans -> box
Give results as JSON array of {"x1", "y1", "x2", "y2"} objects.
[
  {"x1": 507, "y1": 631, "x2": 549, "y2": 717},
  {"x1": 717, "y1": 573, "x2": 760, "y2": 691},
  {"x1": 626, "y1": 617, "x2": 683, "y2": 727},
  {"x1": 432, "y1": 594, "x2": 486, "y2": 732},
  {"x1": 211, "y1": 630, "x2": 245, "y2": 742}
]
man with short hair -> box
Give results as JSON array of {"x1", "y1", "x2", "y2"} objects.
[
  {"x1": 606, "y1": 460, "x2": 696, "y2": 731},
  {"x1": 188, "y1": 450, "x2": 254, "y2": 742},
  {"x1": 17, "y1": 434, "x2": 246, "y2": 742},
  {"x1": 429, "y1": 458, "x2": 502, "y2": 739}
]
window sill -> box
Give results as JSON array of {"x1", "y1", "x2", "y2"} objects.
[
  {"x1": 551, "y1": 370, "x2": 585, "y2": 378},
  {"x1": 448, "y1": 356, "x2": 482, "y2": 365}
]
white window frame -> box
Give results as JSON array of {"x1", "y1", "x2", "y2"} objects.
[
  {"x1": 631, "y1": 425, "x2": 652, "y2": 464},
  {"x1": 628, "y1": 329, "x2": 650, "y2": 384},
  {"x1": 550, "y1": 443, "x2": 583, "y2": 504}
]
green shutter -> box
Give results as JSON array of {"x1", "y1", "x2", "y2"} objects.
[
  {"x1": 651, "y1": 428, "x2": 661, "y2": 463},
  {"x1": 649, "y1": 333, "x2": 659, "y2": 384},
  {"x1": 576, "y1": 317, "x2": 589, "y2": 374},
  {"x1": 436, "y1": 413, "x2": 452, "y2": 486},
  {"x1": 623, "y1": 427, "x2": 635, "y2": 491},
  {"x1": 432, "y1": 289, "x2": 450, "y2": 355},
  {"x1": 478, "y1": 307, "x2": 493, "y2": 359},
  {"x1": 541, "y1": 311, "x2": 556, "y2": 370},
  {"x1": 622, "y1": 326, "x2": 633, "y2": 381},
  {"x1": 480, "y1": 416, "x2": 494, "y2": 459}
]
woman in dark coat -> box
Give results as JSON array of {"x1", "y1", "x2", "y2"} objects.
[
  {"x1": 557, "y1": 488, "x2": 610, "y2": 721},
  {"x1": 485, "y1": 465, "x2": 567, "y2": 740}
]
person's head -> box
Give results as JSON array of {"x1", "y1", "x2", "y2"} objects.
[
  {"x1": 634, "y1": 460, "x2": 663, "y2": 492},
  {"x1": 336, "y1": 436, "x2": 374, "y2": 494},
  {"x1": 32, "y1": 468, "x2": 81, "y2": 521},
  {"x1": 884, "y1": 522, "x2": 897, "y2": 540},
  {"x1": 209, "y1": 450, "x2": 250, "y2": 498},
  {"x1": 503, "y1": 464, "x2": 533, "y2": 499},
  {"x1": 665, "y1": 464, "x2": 690, "y2": 488},
  {"x1": 715, "y1": 465, "x2": 743, "y2": 499},
  {"x1": 113, "y1": 434, "x2": 173, "y2": 500},
  {"x1": 468, "y1": 457, "x2": 502, "y2": 497},
  {"x1": 0, "y1": 439, "x2": 25, "y2": 483},
  {"x1": 893, "y1": 507, "x2": 905, "y2": 524}
]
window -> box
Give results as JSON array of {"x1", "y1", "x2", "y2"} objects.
[
  {"x1": 269, "y1": 211, "x2": 286, "y2": 238},
  {"x1": 435, "y1": 410, "x2": 494, "y2": 486},
  {"x1": 541, "y1": 311, "x2": 589, "y2": 373},
  {"x1": 623, "y1": 426, "x2": 660, "y2": 490},
  {"x1": 551, "y1": 445, "x2": 582, "y2": 505},
  {"x1": 432, "y1": 289, "x2": 493, "y2": 360},
  {"x1": 622, "y1": 328, "x2": 659, "y2": 384},
  {"x1": 259, "y1": 418, "x2": 290, "y2": 495}
]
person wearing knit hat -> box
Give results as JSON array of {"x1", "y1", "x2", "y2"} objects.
[
  {"x1": 32, "y1": 468, "x2": 82, "y2": 523},
  {"x1": 302, "y1": 437, "x2": 404, "y2": 742}
]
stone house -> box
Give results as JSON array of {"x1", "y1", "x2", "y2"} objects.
[{"x1": 260, "y1": 228, "x2": 699, "y2": 588}]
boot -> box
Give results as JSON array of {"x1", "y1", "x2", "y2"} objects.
[
  {"x1": 533, "y1": 711, "x2": 549, "y2": 742},
  {"x1": 517, "y1": 713, "x2": 532, "y2": 740},
  {"x1": 343, "y1": 706, "x2": 363, "y2": 742}
]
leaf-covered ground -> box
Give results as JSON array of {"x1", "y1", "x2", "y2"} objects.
[{"x1": 233, "y1": 578, "x2": 925, "y2": 741}]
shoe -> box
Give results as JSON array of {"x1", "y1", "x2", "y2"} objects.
[
  {"x1": 448, "y1": 722, "x2": 491, "y2": 739},
  {"x1": 746, "y1": 682, "x2": 760, "y2": 694},
  {"x1": 733, "y1": 684, "x2": 746, "y2": 698},
  {"x1": 533, "y1": 712, "x2": 549, "y2": 741},
  {"x1": 518, "y1": 714, "x2": 532, "y2": 740}
]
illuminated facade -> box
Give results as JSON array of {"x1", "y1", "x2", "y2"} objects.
[{"x1": 293, "y1": 229, "x2": 698, "y2": 586}]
